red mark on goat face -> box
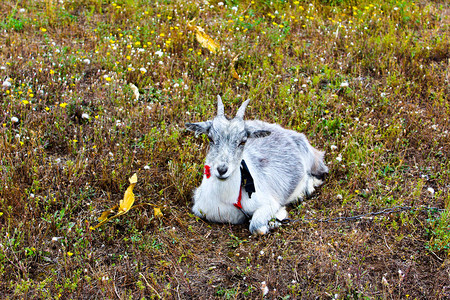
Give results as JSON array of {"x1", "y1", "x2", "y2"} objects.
[{"x1": 204, "y1": 165, "x2": 211, "y2": 179}]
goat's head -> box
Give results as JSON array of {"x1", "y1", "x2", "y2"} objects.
[{"x1": 186, "y1": 96, "x2": 270, "y2": 180}]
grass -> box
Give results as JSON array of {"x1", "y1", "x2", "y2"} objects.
[{"x1": 0, "y1": 0, "x2": 449, "y2": 298}]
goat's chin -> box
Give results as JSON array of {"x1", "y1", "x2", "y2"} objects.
[{"x1": 216, "y1": 175, "x2": 229, "y2": 180}]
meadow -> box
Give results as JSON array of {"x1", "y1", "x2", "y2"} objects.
[{"x1": 0, "y1": 0, "x2": 449, "y2": 298}]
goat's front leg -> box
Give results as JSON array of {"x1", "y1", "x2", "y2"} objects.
[{"x1": 249, "y1": 202, "x2": 288, "y2": 235}]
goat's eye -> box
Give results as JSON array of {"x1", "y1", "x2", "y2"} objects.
[
  {"x1": 208, "y1": 136, "x2": 214, "y2": 144},
  {"x1": 239, "y1": 139, "x2": 247, "y2": 147}
]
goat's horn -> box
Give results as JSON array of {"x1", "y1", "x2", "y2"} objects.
[
  {"x1": 217, "y1": 95, "x2": 224, "y2": 116},
  {"x1": 236, "y1": 99, "x2": 250, "y2": 119}
]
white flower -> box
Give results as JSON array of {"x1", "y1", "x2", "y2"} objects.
[
  {"x1": 144, "y1": 165, "x2": 150, "y2": 170},
  {"x1": 427, "y1": 187, "x2": 435, "y2": 196},
  {"x1": 336, "y1": 154, "x2": 342, "y2": 162},
  {"x1": 155, "y1": 50, "x2": 163, "y2": 57},
  {"x1": 11, "y1": 116, "x2": 19, "y2": 123},
  {"x1": 330, "y1": 145, "x2": 338, "y2": 151},
  {"x1": 340, "y1": 81, "x2": 349, "y2": 87},
  {"x1": 83, "y1": 58, "x2": 91, "y2": 64},
  {"x1": 231, "y1": 6, "x2": 238, "y2": 12},
  {"x1": 260, "y1": 281, "x2": 269, "y2": 296},
  {"x1": 2, "y1": 78, "x2": 11, "y2": 87},
  {"x1": 19, "y1": 8, "x2": 26, "y2": 13},
  {"x1": 81, "y1": 113, "x2": 90, "y2": 119},
  {"x1": 218, "y1": 2, "x2": 224, "y2": 6},
  {"x1": 139, "y1": 67, "x2": 147, "y2": 73}
]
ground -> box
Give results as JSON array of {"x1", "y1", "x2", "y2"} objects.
[{"x1": 0, "y1": 0, "x2": 449, "y2": 299}]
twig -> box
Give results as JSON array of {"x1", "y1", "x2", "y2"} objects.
[{"x1": 139, "y1": 272, "x2": 162, "y2": 299}]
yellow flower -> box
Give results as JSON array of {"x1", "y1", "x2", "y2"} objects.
[
  {"x1": 40, "y1": 27, "x2": 47, "y2": 32},
  {"x1": 59, "y1": 102, "x2": 68, "y2": 108},
  {"x1": 45, "y1": 107, "x2": 50, "y2": 111},
  {"x1": 67, "y1": 252, "x2": 73, "y2": 257},
  {"x1": 126, "y1": 55, "x2": 131, "y2": 60},
  {"x1": 50, "y1": 69, "x2": 55, "y2": 75},
  {"x1": 105, "y1": 77, "x2": 112, "y2": 81},
  {"x1": 22, "y1": 100, "x2": 30, "y2": 105},
  {"x1": 73, "y1": 139, "x2": 78, "y2": 143}
]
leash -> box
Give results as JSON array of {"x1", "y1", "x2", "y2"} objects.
[{"x1": 279, "y1": 205, "x2": 445, "y2": 224}]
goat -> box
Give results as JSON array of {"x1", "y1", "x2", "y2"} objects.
[{"x1": 186, "y1": 96, "x2": 328, "y2": 234}]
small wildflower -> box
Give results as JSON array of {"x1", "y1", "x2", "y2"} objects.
[
  {"x1": 22, "y1": 100, "x2": 29, "y2": 105},
  {"x1": 40, "y1": 27, "x2": 47, "y2": 32},
  {"x1": 261, "y1": 281, "x2": 269, "y2": 296},
  {"x1": 11, "y1": 117, "x2": 19, "y2": 123},
  {"x1": 67, "y1": 252, "x2": 74, "y2": 257},
  {"x1": 105, "y1": 77, "x2": 112, "y2": 82},
  {"x1": 2, "y1": 79, "x2": 11, "y2": 87},
  {"x1": 59, "y1": 102, "x2": 68, "y2": 108}
]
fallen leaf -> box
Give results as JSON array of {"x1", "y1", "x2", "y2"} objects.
[
  {"x1": 230, "y1": 54, "x2": 240, "y2": 79},
  {"x1": 119, "y1": 173, "x2": 137, "y2": 213},
  {"x1": 188, "y1": 20, "x2": 220, "y2": 54},
  {"x1": 130, "y1": 83, "x2": 139, "y2": 101},
  {"x1": 99, "y1": 205, "x2": 118, "y2": 221},
  {"x1": 154, "y1": 207, "x2": 163, "y2": 218}
]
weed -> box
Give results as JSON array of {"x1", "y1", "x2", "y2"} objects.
[{"x1": 0, "y1": 0, "x2": 448, "y2": 298}]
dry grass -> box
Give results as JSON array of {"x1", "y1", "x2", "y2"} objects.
[{"x1": 0, "y1": 0, "x2": 449, "y2": 298}]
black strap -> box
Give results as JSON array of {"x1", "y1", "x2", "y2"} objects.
[{"x1": 240, "y1": 160, "x2": 255, "y2": 198}]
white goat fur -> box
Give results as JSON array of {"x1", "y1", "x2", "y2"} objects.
[{"x1": 186, "y1": 96, "x2": 328, "y2": 234}]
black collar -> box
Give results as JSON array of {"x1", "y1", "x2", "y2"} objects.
[{"x1": 240, "y1": 160, "x2": 255, "y2": 198}]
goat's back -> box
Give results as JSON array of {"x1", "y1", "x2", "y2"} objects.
[{"x1": 243, "y1": 120, "x2": 327, "y2": 204}]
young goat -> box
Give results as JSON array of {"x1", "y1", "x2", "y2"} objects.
[{"x1": 186, "y1": 96, "x2": 328, "y2": 234}]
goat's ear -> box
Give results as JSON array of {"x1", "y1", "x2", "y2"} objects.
[
  {"x1": 185, "y1": 121, "x2": 212, "y2": 136},
  {"x1": 248, "y1": 130, "x2": 271, "y2": 139}
]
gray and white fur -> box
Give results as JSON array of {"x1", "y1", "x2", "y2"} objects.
[{"x1": 186, "y1": 96, "x2": 328, "y2": 234}]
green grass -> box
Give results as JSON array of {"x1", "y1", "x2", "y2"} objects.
[{"x1": 0, "y1": 0, "x2": 449, "y2": 298}]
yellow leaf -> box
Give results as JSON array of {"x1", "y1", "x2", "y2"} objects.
[
  {"x1": 230, "y1": 54, "x2": 240, "y2": 79},
  {"x1": 129, "y1": 173, "x2": 138, "y2": 184},
  {"x1": 189, "y1": 20, "x2": 220, "y2": 54},
  {"x1": 119, "y1": 173, "x2": 137, "y2": 213},
  {"x1": 154, "y1": 207, "x2": 163, "y2": 218},
  {"x1": 98, "y1": 205, "x2": 118, "y2": 221}
]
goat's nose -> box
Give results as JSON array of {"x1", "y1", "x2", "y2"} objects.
[{"x1": 217, "y1": 165, "x2": 228, "y2": 176}]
